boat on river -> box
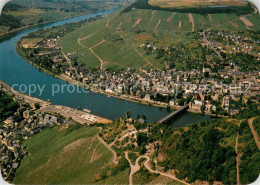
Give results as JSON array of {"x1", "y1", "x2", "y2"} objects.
[{"x1": 83, "y1": 108, "x2": 91, "y2": 113}]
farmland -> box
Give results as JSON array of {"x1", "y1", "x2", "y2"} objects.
[
  {"x1": 148, "y1": 0, "x2": 248, "y2": 8},
  {"x1": 13, "y1": 126, "x2": 129, "y2": 184},
  {"x1": 0, "y1": 0, "x2": 127, "y2": 35},
  {"x1": 59, "y1": 5, "x2": 260, "y2": 72}
]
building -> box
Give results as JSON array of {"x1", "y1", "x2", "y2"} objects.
[
  {"x1": 23, "y1": 110, "x2": 31, "y2": 119},
  {"x1": 144, "y1": 94, "x2": 150, "y2": 101}
]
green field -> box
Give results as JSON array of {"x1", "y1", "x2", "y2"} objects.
[
  {"x1": 13, "y1": 126, "x2": 128, "y2": 184},
  {"x1": 0, "y1": 0, "x2": 126, "y2": 36},
  {"x1": 148, "y1": 0, "x2": 247, "y2": 8},
  {"x1": 59, "y1": 7, "x2": 260, "y2": 71},
  {"x1": 133, "y1": 166, "x2": 184, "y2": 184}
]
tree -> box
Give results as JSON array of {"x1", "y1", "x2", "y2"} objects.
[
  {"x1": 137, "y1": 132, "x2": 148, "y2": 146},
  {"x1": 141, "y1": 114, "x2": 146, "y2": 121},
  {"x1": 34, "y1": 102, "x2": 40, "y2": 109}
]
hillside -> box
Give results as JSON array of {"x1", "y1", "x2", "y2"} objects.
[
  {"x1": 12, "y1": 124, "x2": 186, "y2": 184},
  {"x1": 148, "y1": 0, "x2": 248, "y2": 8},
  {"x1": 13, "y1": 125, "x2": 130, "y2": 184},
  {"x1": 59, "y1": 2, "x2": 259, "y2": 72},
  {"x1": 0, "y1": 0, "x2": 127, "y2": 37}
]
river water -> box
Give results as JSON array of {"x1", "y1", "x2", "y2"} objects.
[{"x1": 0, "y1": 9, "x2": 211, "y2": 127}]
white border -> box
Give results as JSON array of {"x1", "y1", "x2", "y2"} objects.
[
  {"x1": 0, "y1": 0, "x2": 11, "y2": 14},
  {"x1": 0, "y1": 0, "x2": 259, "y2": 184},
  {"x1": 0, "y1": 0, "x2": 259, "y2": 14}
]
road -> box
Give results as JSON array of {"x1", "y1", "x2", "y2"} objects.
[
  {"x1": 125, "y1": 151, "x2": 189, "y2": 185},
  {"x1": 42, "y1": 105, "x2": 92, "y2": 124},
  {"x1": 61, "y1": 51, "x2": 79, "y2": 76},
  {"x1": 125, "y1": 151, "x2": 141, "y2": 185},
  {"x1": 77, "y1": 37, "x2": 105, "y2": 70},
  {"x1": 248, "y1": 118, "x2": 260, "y2": 150},
  {"x1": 105, "y1": 20, "x2": 162, "y2": 71},
  {"x1": 0, "y1": 80, "x2": 50, "y2": 108},
  {"x1": 97, "y1": 136, "x2": 118, "y2": 164},
  {"x1": 202, "y1": 31, "x2": 223, "y2": 61},
  {"x1": 1, "y1": 79, "x2": 111, "y2": 124}
]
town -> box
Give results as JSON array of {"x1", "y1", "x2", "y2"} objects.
[
  {"x1": 0, "y1": 85, "x2": 78, "y2": 181},
  {"x1": 18, "y1": 29, "x2": 260, "y2": 117},
  {"x1": 1, "y1": 0, "x2": 260, "y2": 184},
  {"x1": 0, "y1": 80, "x2": 112, "y2": 181}
]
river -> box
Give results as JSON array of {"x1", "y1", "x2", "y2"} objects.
[{"x1": 0, "y1": 9, "x2": 211, "y2": 127}]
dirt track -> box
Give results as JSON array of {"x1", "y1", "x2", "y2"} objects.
[
  {"x1": 167, "y1": 12, "x2": 176, "y2": 22},
  {"x1": 188, "y1": 13, "x2": 195, "y2": 32},
  {"x1": 229, "y1": 21, "x2": 238, "y2": 28},
  {"x1": 208, "y1": 14, "x2": 212, "y2": 21},
  {"x1": 248, "y1": 118, "x2": 260, "y2": 150},
  {"x1": 154, "y1": 19, "x2": 161, "y2": 30},
  {"x1": 132, "y1": 18, "x2": 141, "y2": 28},
  {"x1": 97, "y1": 136, "x2": 118, "y2": 164},
  {"x1": 151, "y1": 11, "x2": 156, "y2": 20},
  {"x1": 125, "y1": 152, "x2": 189, "y2": 185}
]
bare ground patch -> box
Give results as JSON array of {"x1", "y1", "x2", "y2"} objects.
[
  {"x1": 151, "y1": 11, "x2": 156, "y2": 20},
  {"x1": 229, "y1": 21, "x2": 239, "y2": 28},
  {"x1": 117, "y1": 21, "x2": 123, "y2": 29},
  {"x1": 208, "y1": 14, "x2": 212, "y2": 21},
  {"x1": 179, "y1": 21, "x2": 182, "y2": 29},
  {"x1": 154, "y1": 19, "x2": 161, "y2": 31},
  {"x1": 167, "y1": 12, "x2": 176, "y2": 22},
  {"x1": 135, "y1": 33, "x2": 152, "y2": 42},
  {"x1": 132, "y1": 18, "x2": 142, "y2": 28},
  {"x1": 188, "y1": 13, "x2": 195, "y2": 32},
  {"x1": 58, "y1": 126, "x2": 67, "y2": 132},
  {"x1": 240, "y1": 16, "x2": 253, "y2": 26}
]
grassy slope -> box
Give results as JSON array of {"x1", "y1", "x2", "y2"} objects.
[
  {"x1": 13, "y1": 126, "x2": 128, "y2": 184},
  {"x1": 133, "y1": 166, "x2": 184, "y2": 185},
  {"x1": 59, "y1": 7, "x2": 260, "y2": 72},
  {"x1": 148, "y1": 0, "x2": 247, "y2": 8},
  {"x1": 0, "y1": 0, "x2": 123, "y2": 35}
]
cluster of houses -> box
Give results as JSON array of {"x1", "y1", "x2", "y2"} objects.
[
  {"x1": 63, "y1": 60, "x2": 260, "y2": 116},
  {"x1": 139, "y1": 42, "x2": 158, "y2": 50},
  {"x1": 208, "y1": 31, "x2": 260, "y2": 59},
  {"x1": 23, "y1": 29, "x2": 260, "y2": 117},
  {"x1": 0, "y1": 103, "x2": 75, "y2": 181}
]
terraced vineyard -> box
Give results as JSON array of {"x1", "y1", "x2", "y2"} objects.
[
  {"x1": 58, "y1": 3, "x2": 259, "y2": 72},
  {"x1": 13, "y1": 126, "x2": 129, "y2": 184}
]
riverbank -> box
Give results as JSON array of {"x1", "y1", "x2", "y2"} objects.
[
  {"x1": 0, "y1": 79, "x2": 112, "y2": 124},
  {"x1": 0, "y1": 8, "x2": 215, "y2": 124},
  {"x1": 0, "y1": 9, "x2": 114, "y2": 42},
  {"x1": 16, "y1": 40, "x2": 222, "y2": 119},
  {"x1": 0, "y1": 15, "x2": 79, "y2": 41}
]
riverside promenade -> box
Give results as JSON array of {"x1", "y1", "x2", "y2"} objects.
[{"x1": 0, "y1": 80, "x2": 112, "y2": 124}]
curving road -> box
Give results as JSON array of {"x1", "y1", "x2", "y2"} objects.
[
  {"x1": 125, "y1": 151, "x2": 189, "y2": 185},
  {"x1": 248, "y1": 118, "x2": 260, "y2": 150}
]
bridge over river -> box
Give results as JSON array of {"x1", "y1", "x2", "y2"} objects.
[{"x1": 159, "y1": 104, "x2": 189, "y2": 124}]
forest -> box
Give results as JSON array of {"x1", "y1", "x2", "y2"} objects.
[
  {"x1": 0, "y1": 14, "x2": 22, "y2": 30},
  {"x1": 0, "y1": 90, "x2": 19, "y2": 122},
  {"x1": 121, "y1": 0, "x2": 254, "y2": 15}
]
